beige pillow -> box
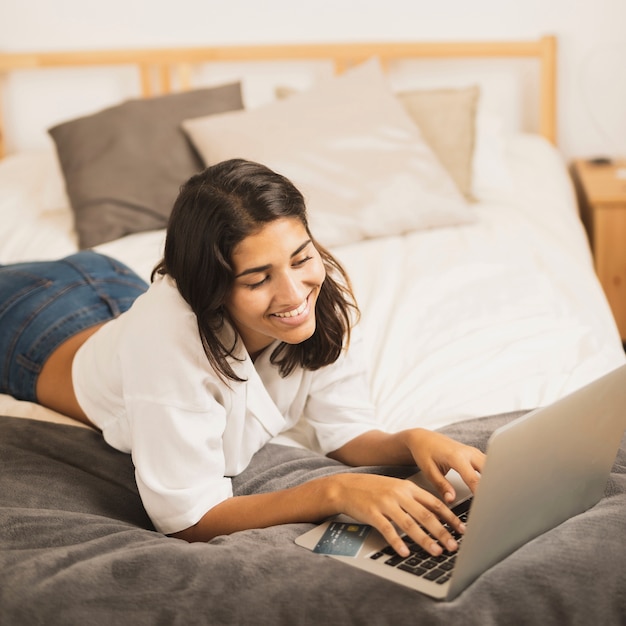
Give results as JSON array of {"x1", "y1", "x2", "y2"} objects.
[
  {"x1": 182, "y1": 59, "x2": 473, "y2": 249},
  {"x1": 397, "y1": 87, "x2": 479, "y2": 202},
  {"x1": 277, "y1": 84, "x2": 479, "y2": 202}
]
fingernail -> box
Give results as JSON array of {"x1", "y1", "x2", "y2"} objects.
[
  {"x1": 446, "y1": 539, "x2": 458, "y2": 551},
  {"x1": 430, "y1": 542, "x2": 442, "y2": 555}
]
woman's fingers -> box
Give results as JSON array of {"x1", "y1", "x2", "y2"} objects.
[
  {"x1": 371, "y1": 515, "x2": 414, "y2": 557},
  {"x1": 427, "y1": 471, "x2": 457, "y2": 504},
  {"x1": 422, "y1": 448, "x2": 486, "y2": 501},
  {"x1": 370, "y1": 483, "x2": 464, "y2": 557},
  {"x1": 405, "y1": 429, "x2": 486, "y2": 501},
  {"x1": 336, "y1": 474, "x2": 466, "y2": 557},
  {"x1": 398, "y1": 490, "x2": 463, "y2": 554}
]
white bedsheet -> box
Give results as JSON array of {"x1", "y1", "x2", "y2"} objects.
[{"x1": 1, "y1": 134, "x2": 624, "y2": 437}]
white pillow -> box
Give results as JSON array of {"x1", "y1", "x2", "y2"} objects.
[
  {"x1": 471, "y1": 112, "x2": 515, "y2": 199},
  {"x1": 0, "y1": 149, "x2": 69, "y2": 219},
  {"x1": 182, "y1": 59, "x2": 474, "y2": 248}
]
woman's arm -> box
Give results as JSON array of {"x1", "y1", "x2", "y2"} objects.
[
  {"x1": 171, "y1": 469, "x2": 465, "y2": 558},
  {"x1": 303, "y1": 335, "x2": 484, "y2": 504}
]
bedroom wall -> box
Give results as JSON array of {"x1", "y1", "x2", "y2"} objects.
[{"x1": 1, "y1": 0, "x2": 625, "y2": 161}]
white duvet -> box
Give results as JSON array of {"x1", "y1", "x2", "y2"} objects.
[{"x1": 1, "y1": 134, "x2": 624, "y2": 436}]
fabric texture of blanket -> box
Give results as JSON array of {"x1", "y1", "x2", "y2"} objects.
[{"x1": 1, "y1": 413, "x2": 625, "y2": 625}]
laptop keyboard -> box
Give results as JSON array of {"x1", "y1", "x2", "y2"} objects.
[{"x1": 369, "y1": 498, "x2": 472, "y2": 585}]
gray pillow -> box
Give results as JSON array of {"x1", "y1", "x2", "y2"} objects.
[{"x1": 49, "y1": 83, "x2": 244, "y2": 248}]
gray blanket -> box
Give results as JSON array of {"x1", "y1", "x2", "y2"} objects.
[{"x1": 1, "y1": 413, "x2": 625, "y2": 625}]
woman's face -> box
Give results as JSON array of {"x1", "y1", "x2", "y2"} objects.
[{"x1": 225, "y1": 217, "x2": 326, "y2": 358}]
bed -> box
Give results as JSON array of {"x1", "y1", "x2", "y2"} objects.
[{"x1": 1, "y1": 37, "x2": 625, "y2": 625}]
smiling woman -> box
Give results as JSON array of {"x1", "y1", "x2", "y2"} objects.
[
  {"x1": 0, "y1": 157, "x2": 484, "y2": 557},
  {"x1": 151, "y1": 158, "x2": 357, "y2": 381}
]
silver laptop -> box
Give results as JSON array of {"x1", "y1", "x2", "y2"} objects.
[{"x1": 296, "y1": 363, "x2": 626, "y2": 600}]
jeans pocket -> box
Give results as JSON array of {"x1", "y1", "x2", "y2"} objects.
[{"x1": 0, "y1": 270, "x2": 50, "y2": 316}]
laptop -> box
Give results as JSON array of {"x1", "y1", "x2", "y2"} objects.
[{"x1": 296, "y1": 363, "x2": 626, "y2": 600}]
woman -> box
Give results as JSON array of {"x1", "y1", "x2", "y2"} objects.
[{"x1": 0, "y1": 159, "x2": 484, "y2": 559}]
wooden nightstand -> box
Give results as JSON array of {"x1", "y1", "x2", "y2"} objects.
[{"x1": 572, "y1": 159, "x2": 626, "y2": 342}]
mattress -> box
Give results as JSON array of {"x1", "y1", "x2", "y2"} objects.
[{"x1": 1, "y1": 132, "x2": 623, "y2": 441}]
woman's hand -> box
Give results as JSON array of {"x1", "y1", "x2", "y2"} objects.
[
  {"x1": 327, "y1": 428, "x2": 485, "y2": 554},
  {"x1": 402, "y1": 428, "x2": 485, "y2": 504},
  {"x1": 327, "y1": 473, "x2": 465, "y2": 558}
]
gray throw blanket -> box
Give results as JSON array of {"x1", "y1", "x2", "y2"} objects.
[{"x1": 1, "y1": 413, "x2": 625, "y2": 625}]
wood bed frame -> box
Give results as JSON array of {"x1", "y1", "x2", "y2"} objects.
[{"x1": 0, "y1": 36, "x2": 557, "y2": 159}]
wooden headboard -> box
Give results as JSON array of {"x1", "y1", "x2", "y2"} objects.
[{"x1": 0, "y1": 36, "x2": 557, "y2": 159}]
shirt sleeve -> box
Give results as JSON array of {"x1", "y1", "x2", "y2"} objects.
[
  {"x1": 127, "y1": 394, "x2": 233, "y2": 535},
  {"x1": 304, "y1": 330, "x2": 380, "y2": 455}
]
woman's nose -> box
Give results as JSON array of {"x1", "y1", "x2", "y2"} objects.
[{"x1": 275, "y1": 272, "x2": 303, "y2": 303}]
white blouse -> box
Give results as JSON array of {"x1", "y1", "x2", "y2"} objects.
[{"x1": 73, "y1": 275, "x2": 378, "y2": 534}]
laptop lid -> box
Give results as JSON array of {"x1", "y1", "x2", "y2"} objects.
[{"x1": 447, "y1": 362, "x2": 626, "y2": 598}]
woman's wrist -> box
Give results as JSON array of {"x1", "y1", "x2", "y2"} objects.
[
  {"x1": 298, "y1": 473, "x2": 349, "y2": 519},
  {"x1": 397, "y1": 427, "x2": 428, "y2": 459}
]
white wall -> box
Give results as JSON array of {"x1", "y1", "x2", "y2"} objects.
[{"x1": 1, "y1": 0, "x2": 625, "y2": 160}]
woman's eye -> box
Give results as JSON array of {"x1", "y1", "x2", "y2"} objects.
[
  {"x1": 294, "y1": 255, "x2": 312, "y2": 267},
  {"x1": 247, "y1": 276, "x2": 269, "y2": 290}
]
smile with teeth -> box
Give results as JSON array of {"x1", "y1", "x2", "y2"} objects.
[{"x1": 272, "y1": 298, "x2": 308, "y2": 318}]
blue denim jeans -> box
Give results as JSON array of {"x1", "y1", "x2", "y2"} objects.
[{"x1": 0, "y1": 251, "x2": 148, "y2": 402}]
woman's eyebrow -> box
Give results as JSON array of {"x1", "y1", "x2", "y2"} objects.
[
  {"x1": 235, "y1": 264, "x2": 271, "y2": 278},
  {"x1": 235, "y1": 239, "x2": 312, "y2": 279},
  {"x1": 292, "y1": 239, "x2": 312, "y2": 258}
]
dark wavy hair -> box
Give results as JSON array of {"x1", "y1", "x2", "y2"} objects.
[{"x1": 152, "y1": 158, "x2": 359, "y2": 383}]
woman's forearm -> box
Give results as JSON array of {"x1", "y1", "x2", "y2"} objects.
[
  {"x1": 171, "y1": 474, "x2": 344, "y2": 543},
  {"x1": 327, "y1": 429, "x2": 419, "y2": 467}
]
